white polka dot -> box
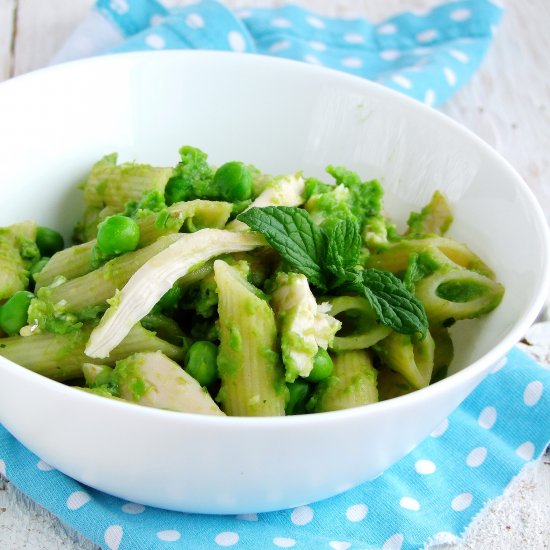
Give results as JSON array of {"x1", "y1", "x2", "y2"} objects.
[
  {"x1": 378, "y1": 23, "x2": 397, "y2": 35},
  {"x1": 309, "y1": 40, "x2": 327, "y2": 52},
  {"x1": 430, "y1": 418, "x2": 448, "y2": 437},
  {"x1": 466, "y1": 447, "x2": 487, "y2": 468},
  {"x1": 303, "y1": 54, "x2": 322, "y2": 65},
  {"x1": 415, "y1": 459, "x2": 436, "y2": 474},
  {"x1": 237, "y1": 9, "x2": 252, "y2": 19},
  {"x1": 0, "y1": 459, "x2": 5, "y2": 477},
  {"x1": 104, "y1": 525, "x2": 123, "y2": 550},
  {"x1": 516, "y1": 441, "x2": 535, "y2": 461},
  {"x1": 523, "y1": 380, "x2": 543, "y2": 406},
  {"x1": 478, "y1": 406, "x2": 497, "y2": 429},
  {"x1": 451, "y1": 492, "x2": 473, "y2": 512},
  {"x1": 149, "y1": 14, "x2": 164, "y2": 26},
  {"x1": 458, "y1": 37, "x2": 476, "y2": 45},
  {"x1": 346, "y1": 503, "x2": 368, "y2": 522},
  {"x1": 121, "y1": 502, "x2": 145, "y2": 514},
  {"x1": 380, "y1": 49, "x2": 401, "y2": 61},
  {"x1": 215, "y1": 531, "x2": 239, "y2": 546},
  {"x1": 269, "y1": 40, "x2": 290, "y2": 53},
  {"x1": 329, "y1": 542, "x2": 351, "y2": 550},
  {"x1": 413, "y1": 47, "x2": 432, "y2": 56},
  {"x1": 236, "y1": 513, "x2": 258, "y2": 521},
  {"x1": 451, "y1": 8, "x2": 472, "y2": 21},
  {"x1": 145, "y1": 34, "x2": 165, "y2": 49},
  {"x1": 273, "y1": 537, "x2": 296, "y2": 548},
  {"x1": 344, "y1": 33, "x2": 364, "y2": 44},
  {"x1": 417, "y1": 29, "x2": 438, "y2": 43},
  {"x1": 391, "y1": 75, "x2": 412, "y2": 89},
  {"x1": 382, "y1": 533, "x2": 404, "y2": 550},
  {"x1": 272, "y1": 18, "x2": 292, "y2": 28},
  {"x1": 342, "y1": 57, "x2": 363, "y2": 69},
  {"x1": 306, "y1": 15, "x2": 325, "y2": 29},
  {"x1": 449, "y1": 49, "x2": 470, "y2": 63},
  {"x1": 291, "y1": 505, "x2": 314, "y2": 525},
  {"x1": 186, "y1": 13, "x2": 204, "y2": 29},
  {"x1": 228, "y1": 31, "x2": 246, "y2": 52},
  {"x1": 444, "y1": 67, "x2": 457, "y2": 86},
  {"x1": 109, "y1": 0, "x2": 129, "y2": 16},
  {"x1": 399, "y1": 496, "x2": 420, "y2": 511},
  {"x1": 67, "y1": 491, "x2": 91, "y2": 511},
  {"x1": 490, "y1": 356, "x2": 507, "y2": 373},
  {"x1": 37, "y1": 459, "x2": 55, "y2": 471},
  {"x1": 157, "y1": 530, "x2": 181, "y2": 542}
]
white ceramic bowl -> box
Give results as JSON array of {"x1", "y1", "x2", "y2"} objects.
[{"x1": 0, "y1": 51, "x2": 548, "y2": 514}]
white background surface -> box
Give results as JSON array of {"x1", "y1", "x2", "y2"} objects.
[{"x1": 0, "y1": 1, "x2": 549, "y2": 549}]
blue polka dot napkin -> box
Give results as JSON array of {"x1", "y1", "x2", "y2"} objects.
[
  {"x1": 50, "y1": 0, "x2": 504, "y2": 107},
  {"x1": 1, "y1": 347, "x2": 549, "y2": 549}
]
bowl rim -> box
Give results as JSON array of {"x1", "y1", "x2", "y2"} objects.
[{"x1": 0, "y1": 49, "x2": 549, "y2": 426}]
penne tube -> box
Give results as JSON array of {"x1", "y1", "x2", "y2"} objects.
[
  {"x1": 374, "y1": 330, "x2": 435, "y2": 389},
  {"x1": 45, "y1": 234, "x2": 183, "y2": 312},
  {"x1": 415, "y1": 268, "x2": 505, "y2": 325},
  {"x1": 215, "y1": 259, "x2": 286, "y2": 416},
  {"x1": 327, "y1": 295, "x2": 391, "y2": 351},
  {"x1": 83, "y1": 154, "x2": 173, "y2": 210},
  {"x1": 312, "y1": 349, "x2": 378, "y2": 412},
  {"x1": 35, "y1": 200, "x2": 232, "y2": 289},
  {"x1": 367, "y1": 236, "x2": 496, "y2": 278},
  {"x1": 0, "y1": 324, "x2": 184, "y2": 382}
]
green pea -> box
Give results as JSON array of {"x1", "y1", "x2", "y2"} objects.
[
  {"x1": 96, "y1": 215, "x2": 140, "y2": 256},
  {"x1": 0, "y1": 291, "x2": 34, "y2": 336},
  {"x1": 154, "y1": 286, "x2": 182, "y2": 313},
  {"x1": 30, "y1": 257, "x2": 50, "y2": 280},
  {"x1": 285, "y1": 379, "x2": 310, "y2": 415},
  {"x1": 164, "y1": 176, "x2": 191, "y2": 206},
  {"x1": 36, "y1": 226, "x2": 64, "y2": 257},
  {"x1": 140, "y1": 313, "x2": 186, "y2": 347},
  {"x1": 307, "y1": 348, "x2": 334, "y2": 382},
  {"x1": 213, "y1": 161, "x2": 253, "y2": 202},
  {"x1": 185, "y1": 340, "x2": 219, "y2": 387}
]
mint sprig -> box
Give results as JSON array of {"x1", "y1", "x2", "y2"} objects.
[
  {"x1": 237, "y1": 206, "x2": 428, "y2": 336},
  {"x1": 343, "y1": 269, "x2": 429, "y2": 336},
  {"x1": 237, "y1": 207, "x2": 327, "y2": 290}
]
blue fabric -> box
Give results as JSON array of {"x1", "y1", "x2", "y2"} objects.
[
  {"x1": 93, "y1": 0, "x2": 503, "y2": 106},
  {"x1": 1, "y1": 347, "x2": 549, "y2": 549}
]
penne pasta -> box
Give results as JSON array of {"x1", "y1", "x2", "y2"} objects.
[{"x1": 215, "y1": 259, "x2": 286, "y2": 416}]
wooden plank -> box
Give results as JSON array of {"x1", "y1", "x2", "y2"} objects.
[
  {"x1": 442, "y1": 0, "x2": 550, "y2": 224},
  {"x1": 12, "y1": 0, "x2": 92, "y2": 76},
  {"x1": 0, "y1": 0, "x2": 16, "y2": 82}
]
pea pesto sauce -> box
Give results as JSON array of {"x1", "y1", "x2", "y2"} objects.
[{"x1": 0, "y1": 145, "x2": 504, "y2": 416}]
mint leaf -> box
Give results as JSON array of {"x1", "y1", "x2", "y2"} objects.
[
  {"x1": 344, "y1": 268, "x2": 428, "y2": 336},
  {"x1": 403, "y1": 251, "x2": 439, "y2": 292},
  {"x1": 237, "y1": 207, "x2": 327, "y2": 289},
  {"x1": 237, "y1": 206, "x2": 428, "y2": 336},
  {"x1": 325, "y1": 218, "x2": 361, "y2": 271}
]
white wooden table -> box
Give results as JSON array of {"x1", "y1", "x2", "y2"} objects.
[{"x1": 1, "y1": 1, "x2": 549, "y2": 549}]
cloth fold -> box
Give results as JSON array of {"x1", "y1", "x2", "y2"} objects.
[
  {"x1": 51, "y1": 0, "x2": 503, "y2": 107},
  {"x1": 1, "y1": 348, "x2": 549, "y2": 549}
]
